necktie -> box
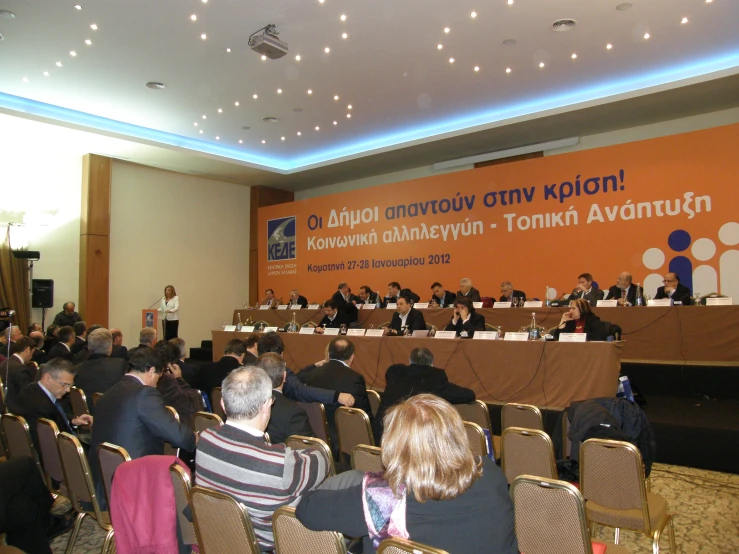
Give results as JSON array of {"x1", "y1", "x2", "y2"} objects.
[{"x1": 54, "y1": 399, "x2": 72, "y2": 432}]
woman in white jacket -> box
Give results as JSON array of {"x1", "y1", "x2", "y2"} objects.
[{"x1": 160, "y1": 285, "x2": 180, "y2": 340}]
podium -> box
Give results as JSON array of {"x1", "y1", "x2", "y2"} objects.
[{"x1": 142, "y1": 309, "x2": 158, "y2": 333}]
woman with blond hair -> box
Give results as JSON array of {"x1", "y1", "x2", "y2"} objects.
[
  {"x1": 296, "y1": 394, "x2": 518, "y2": 553},
  {"x1": 159, "y1": 285, "x2": 180, "y2": 340}
]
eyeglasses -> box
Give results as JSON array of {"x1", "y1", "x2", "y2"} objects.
[
  {"x1": 663, "y1": 279, "x2": 677, "y2": 283},
  {"x1": 52, "y1": 377, "x2": 74, "y2": 389}
]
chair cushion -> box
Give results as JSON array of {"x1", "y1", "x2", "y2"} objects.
[{"x1": 585, "y1": 492, "x2": 669, "y2": 532}]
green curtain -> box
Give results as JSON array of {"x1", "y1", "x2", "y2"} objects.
[{"x1": 0, "y1": 227, "x2": 31, "y2": 335}]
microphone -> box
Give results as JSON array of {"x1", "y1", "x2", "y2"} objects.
[{"x1": 147, "y1": 297, "x2": 164, "y2": 309}]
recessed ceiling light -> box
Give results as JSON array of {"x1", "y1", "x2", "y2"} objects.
[
  {"x1": 346, "y1": 113, "x2": 351, "y2": 118},
  {"x1": 295, "y1": 54, "x2": 301, "y2": 61},
  {"x1": 218, "y1": 108, "x2": 223, "y2": 113},
  {"x1": 215, "y1": 136, "x2": 220, "y2": 140},
  {"x1": 201, "y1": 33, "x2": 207, "y2": 40},
  {"x1": 199, "y1": 130, "x2": 203, "y2": 134},
  {"x1": 347, "y1": 104, "x2": 352, "y2": 109},
  {"x1": 297, "y1": 131, "x2": 302, "y2": 136},
  {"x1": 333, "y1": 121, "x2": 338, "y2": 125},
  {"x1": 552, "y1": 19, "x2": 577, "y2": 32},
  {"x1": 616, "y1": 2, "x2": 633, "y2": 10},
  {"x1": 90, "y1": 23, "x2": 98, "y2": 30},
  {"x1": 340, "y1": 14, "x2": 347, "y2": 21},
  {"x1": 644, "y1": 32, "x2": 650, "y2": 39},
  {"x1": 202, "y1": 0, "x2": 208, "y2": 3},
  {"x1": 85, "y1": 39, "x2": 92, "y2": 45},
  {"x1": 262, "y1": 140, "x2": 266, "y2": 144},
  {"x1": 539, "y1": 62, "x2": 545, "y2": 68},
  {"x1": 22, "y1": 77, "x2": 28, "y2": 83},
  {"x1": 342, "y1": 32, "x2": 348, "y2": 39},
  {"x1": 324, "y1": 47, "x2": 330, "y2": 53},
  {"x1": 43, "y1": 71, "x2": 50, "y2": 76},
  {"x1": 239, "y1": 140, "x2": 243, "y2": 144},
  {"x1": 444, "y1": 27, "x2": 450, "y2": 34},
  {"x1": 318, "y1": 0, "x2": 324, "y2": 3},
  {"x1": 202, "y1": 115, "x2": 207, "y2": 119},
  {"x1": 470, "y1": 11, "x2": 477, "y2": 19},
  {"x1": 449, "y1": 57, "x2": 454, "y2": 63},
  {"x1": 437, "y1": 44, "x2": 443, "y2": 50},
  {"x1": 74, "y1": 5, "x2": 81, "y2": 10},
  {"x1": 334, "y1": 95, "x2": 339, "y2": 100},
  {"x1": 681, "y1": 17, "x2": 689, "y2": 24},
  {"x1": 571, "y1": 53, "x2": 577, "y2": 59},
  {"x1": 69, "y1": 50, "x2": 77, "y2": 57},
  {"x1": 190, "y1": 14, "x2": 197, "y2": 21},
  {"x1": 56, "y1": 61, "x2": 63, "y2": 67},
  {"x1": 253, "y1": 94, "x2": 258, "y2": 99},
  {"x1": 474, "y1": 66, "x2": 479, "y2": 72},
  {"x1": 145, "y1": 81, "x2": 166, "y2": 89},
  {"x1": 315, "y1": 126, "x2": 320, "y2": 131},
  {"x1": 234, "y1": 101, "x2": 240, "y2": 106},
  {"x1": 261, "y1": 55, "x2": 267, "y2": 60},
  {"x1": 194, "y1": 122, "x2": 198, "y2": 126},
  {"x1": 508, "y1": 0, "x2": 514, "y2": 4},
  {"x1": 226, "y1": 48, "x2": 231, "y2": 52},
  {"x1": 277, "y1": 88, "x2": 283, "y2": 94},
  {"x1": 503, "y1": 39, "x2": 517, "y2": 46},
  {"x1": 606, "y1": 43, "x2": 613, "y2": 49},
  {"x1": 506, "y1": 67, "x2": 511, "y2": 73},
  {"x1": 705, "y1": 0, "x2": 713, "y2": 3}
]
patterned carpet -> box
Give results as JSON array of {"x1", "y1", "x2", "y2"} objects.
[{"x1": 48, "y1": 463, "x2": 739, "y2": 553}]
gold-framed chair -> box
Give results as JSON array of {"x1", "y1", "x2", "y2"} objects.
[
  {"x1": 57, "y1": 432, "x2": 114, "y2": 554},
  {"x1": 285, "y1": 435, "x2": 336, "y2": 476},
  {"x1": 351, "y1": 444, "x2": 383, "y2": 473},
  {"x1": 580, "y1": 439, "x2": 676, "y2": 553},
  {"x1": 453, "y1": 400, "x2": 498, "y2": 458},
  {"x1": 170, "y1": 462, "x2": 198, "y2": 548},
  {"x1": 377, "y1": 322, "x2": 391, "y2": 330},
  {"x1": 463, "y1": 421, "x2": 489, "y2": 458},
  {"x1": 301, "y1": 321, "x2": 318, "y2": 329},
  {"x1": 97, "y1": 442, "x2": 131, "y2": 511},
  {"x1": 296, "y1": 402, "x2": 331, "y2": 450},
  {"x1": 36, "y1": 418, "x2": 67, "y2": 496},
  {"x1": 335, "y1": 407, "x2": 374, "y2": 462},
  {"x1": 211, "y1": 387, "x2": 227, "y2": 421},
  {"x1": 377, "y1": 537, "x2": 449, "y2": 554},
  {"x1": 190, "y1": 485, "x2": 261, "y2": 554},
  {"x1": 193, "y1": 411, "x2": 223, "y2": 434},
  {"x1": 163, "y1": 406, "x2": 180, "y2": 456},
  {"x1": 502, "y1": 403, "x2": 543, "y2": 432},
  {"x1": 272, "y1": 506, "x2": 347, "y2": 554},
  {"x1": 69, "y1": 387, "x2": 91, "y2": 431},
  {"x1": 501, "y1": 427, "x2": 557, "y2": 484},
  {"x1": 1, "y1": 413, "x2": 43, "y2": 477},
  {"x1": 366, "y1": 389, "x2": 381, "y2": 418},
  {"x1": 510, "y1": 475, "x2": 629, "y2": 554}
]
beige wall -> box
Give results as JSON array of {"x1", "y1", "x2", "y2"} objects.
[{"x1": 109, "y1": 162, "x2": 250, "y2": 353}]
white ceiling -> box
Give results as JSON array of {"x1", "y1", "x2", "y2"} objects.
[{"x1": 1, "y1": 0, "x2": 739, "y2": 187}]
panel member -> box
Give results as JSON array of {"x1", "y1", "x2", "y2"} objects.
[
  {"x1": 354, "y1": 285, "x2": 380, "y2": 306},
  {"x1": 499, "y1": 282, "x2": 526, "y2": 303},
  {"x1": 384, "y1": 282, "x2": 420, "y2": 306},
  {"x1": 429, "y1": 282, "x2": 457, "y2": 308},
  {"x1": 457, "y1": 278, "x2": 481, "y2": 303},
  {"x1": 389, "y1": 296, "x2": 427, "y2": 335},
  {"x1": 604, "y1": 272, "x2": 637, "y2": 306},
  {"x1": 654, "y1": 272, "x2": 692, "y2": 305},
  {"x1": 315, "y1": 300, "x2": 351, "y2": 334},
  {"x1": 288, "y1": 289, "x2": 309, "y2": 309},
  {"x1": 331, "y1": 282, "x2": 358, "y2": 322},
  {"x1": 445, "y1": 297, "x2": 486, "y2": 337},
  {"x1": 262, "y1": 288, "x2": 280, "y2": 308},
  {"x1": 564, "y1": 273, "x2": 604, "y2": 307},
  {"x1": 553, "y1": 298, "x2": 606, "y2": 342},
  {"x1": 159, "y1": 284, "x2": 180, "y2": 340}
]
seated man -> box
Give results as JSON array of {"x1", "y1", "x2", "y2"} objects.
[
  {"x1": 654, "y1": 272, "x2": 692, "y2": 305},
  {"x1": 388, "y1": 296, "x2": 426, "y2": 335},
  {"x1": 170, "y1": 337, "x2": 200, "y2": 385},
  {"x1": 315, "y1": 300, "x2": 350, "y2": 334},
  {"x1": 384, "y1": 281, "x2": 420, "y2": 306},
  {"x1": 429, "y1": 281, "x2": 457, "y2": 308},
  {"x1": 372, "y1": 347, "x2": 475, "y2": 442},
  {"x1": 445, "y1": 297, "x2": 486, "y2": 337},
  {"x1": 261, "y1": 288, "x2": 279, "y2": 308},
  {"x1": 73, "y1": 328, "x2": 127, "y2": 414},
  {"x1": 331, "y1": 282, "x2": 358, "y2": 323},
  {"x1": 564, "y1": 272, "x2": 604, "y2": 306},
  {"x1": 288, "y1": 289, "x2": 309, "y2": 309},
  {"x1": 354, "y1": 285, "x2": 380, "y2": 306},
  {"x1": 72, "y1": 324, "x2": 104, "y2": 364},
  {"x1": 154, "y1": 341, "x2": 203, "y2": 429},
  {"x1": 110, "y1": 328, "x2": 128, "y2": 359},
  {"x1": 47, "y1": 325, "x2": 75, "y2": 361},
  {"x1": 196, "y1": 366, "x2": 329, "y2": 551},
  {"x1": 604, "y1": 271, "x2": 637, "y2": 305},
  {"x1": 29, "y1": 330, "x2": 48, "y2": 366},
  {"x1": 128, "y1": 327, "x2": 157, "y2": 357},
  {"x1": 256, "y1": 353, "x2": 314, "y2": 444},
  {"x1": 51, "y1": 301, "x2": 81, "y2": 328},
  {"x1": 499, "y1": 281, "x2": 526, "y2": 303},
  {"x1": 2, "y1": 336, "x2": 37, "y2": 405},
  {"x1": 71, "y1": 321, "x2": 88, "y2": 356},
  {"x1": 457, "y1": 277, "x2": 481, "y2": 303}
]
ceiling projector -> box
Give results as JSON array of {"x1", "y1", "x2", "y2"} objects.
[{"x1": 249, "y1": 24, "x2": 288, "y2": 59}]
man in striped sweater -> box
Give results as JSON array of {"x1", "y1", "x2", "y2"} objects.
[{"x1": 195, "y1": 365, "x2": 329, "y2": 550}]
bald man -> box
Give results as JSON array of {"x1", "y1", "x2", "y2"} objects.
[{"x1": 605, "y1": 272, "x2": 637, "y2": 306}]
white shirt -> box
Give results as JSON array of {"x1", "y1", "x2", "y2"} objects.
[
  {"x1": 159, "y1": 295, "x2": 180, "y2": 321},
  {"x1": 226, "y1": 419, "x2": 267, "y2": 439},
  {"x1": 399, "y1": 310, "x2": 410, "y2": 327}
]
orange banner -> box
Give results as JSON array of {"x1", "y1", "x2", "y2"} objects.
[{"x1": 259, "y1": 123, "x2": 739, "y2": 305}]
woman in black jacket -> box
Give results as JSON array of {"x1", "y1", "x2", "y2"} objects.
[
  {"x1": 444, "y1": 297, "x2": 486, "y2": 337},
  {"x1": 553, "y1": 298, "x2": 606, "y2": 341}
]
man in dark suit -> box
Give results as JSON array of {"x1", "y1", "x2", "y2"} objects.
[
  {"x1": 51, "y1": 301, "x2": 81, "y2": 328},
  {"x1": 331, "y1": 282, "x2": 358, "y2": 323},
  {"x1": 155, "y1": 341, "x2": 203, "y2": 429},
  {"x1": 171, "y1": 337, "x2": 201, "y2": 386},
  {"x1": 3, "y1": 337, "x2": 37, "y2": 406},
  {"x1": 383, "y1": 282, "x2": 421, "y2": 306},
  {"x1": 654, "y1": 272, "x2": 692, "y2": 305},
  {"x1": 429, "y1": 282, "x2": 457, "y2": 308},
  {"x1": 257, "y1": 353, "x2": 313, "y2": 444},
  {"x1": 73, "y1": 328, "x2": 127, "y2": 414},
  {"x1": 72, "y1": 324, "x2": 104, "y2": 364},
  {"x1": 288, "y1": 289, "x2": 309, "y2": 309},
  {"x1": 565, "y1": 272, "x2": 605, "y2": 307},
  {"x1": 110, "y1": 328, "x2": 128, "y2": 359},
  {"x1": 29, "y1": 331, "x2": 48, "y2": 365},
  {"x1": 127, "y1": 327, "x2": 157, "y2": 358},
  {"x1": 372, "y1": 347, "x2": 475, "y2": 442},
  {"x1": 193, "y1": 338, "x2": 248, "y2": 404},
  {"x1": 43, "y1": 325, "x2": 59, "y2": 355},
  {"x1": 354, "y1": 285, "x2": 380, "y2": 306},
  {"x1": 315, "y1": 300, "x2": 351, "y2": 334},
  {"x1": 71, "y1": 321, "x2": 87, "y2": 356},
  {"x1": 457, "y1": 277, "x2": 482, "y2": 303},
  {"x1": 389, "y1": 296, "x2": 427, "y2": 335},
  {"x1": 499, "y1": 281, "x2": 526, "y2": 303},
  {"x1": 444, "y1": 297, "x2": 486, "y2": 337},
  {"x1": 604, "y1": 272, "x2": 638, "y2": 306},
  {"x1": 46, "y1": 325, "x2": 75, "y2": 361}
]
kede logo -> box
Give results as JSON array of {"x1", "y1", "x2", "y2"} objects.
[{"x1": 268, "y1": 216, "x2": 297, "y2": 261}]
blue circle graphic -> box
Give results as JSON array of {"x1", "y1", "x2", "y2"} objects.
[{"x1": 667, "y1": 230, "x2": 691, "y2": 252}]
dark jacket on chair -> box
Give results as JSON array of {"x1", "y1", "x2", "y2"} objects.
[
  {"x1": 389, "y1": 308, "x2": 427, "y2": 334},
  {"x1": 73, "y1": 354, "x2": 127, "y2": 415},
  {"x1": 267, "y1": 390, "x2": 314, "y2": 444},
  {"x1": 111, "y1": 344, "x2": 129, "y2": 360}
]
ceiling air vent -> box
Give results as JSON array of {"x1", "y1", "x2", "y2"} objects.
[
  {"x1": 552, "y1": 19, "x2": 577, "y2": 32},
  {"x1": 262, "y1": 117, "x2": 280, "y2": 123}
]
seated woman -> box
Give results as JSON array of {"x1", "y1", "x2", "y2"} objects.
[
  {"x1": 444, "y1": 297, "x2": 485, "y2": 337},
  {"x1": 295, "y1": 394, "x2": 518, "y2": 554},
  {"x1": 553, "y1": 297, "x2": 606, "y2": 341}
]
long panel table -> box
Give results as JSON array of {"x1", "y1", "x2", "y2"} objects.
[
  {"x1": 232, "y1": 305, "x2": 739, "y2": 364},
  {"x1": 211, "y1": 331, "x2": 623, "y2": 409}
]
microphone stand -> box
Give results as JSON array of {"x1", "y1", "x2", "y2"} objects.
[{"x1": 3, "y1": 310, "x2": 14, "y2": 398}]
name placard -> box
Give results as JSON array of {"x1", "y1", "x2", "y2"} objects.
[
  {"x1": 558, "y1": 333, "x2": 587, "y2": 342},
  {"x1": 494, "y1": 302, "x2": 512, "y2": 309},
  {"x1": 414, "y1": 302, "x2": 430, "y2": 309},
  {"x1": 411, "y1": 330, "x2": 430, "y2": 337},
  {"x1": 647, "y1": 299, "x2": 672, "y2": 307},
  {"x1": 307, "y1": 304, "x2": 321, "y2": 310},
  {"x1": 385, "y1": 303, "x2": 397, "y2": 309},
  {"x1": 223, "y1": 325, "x2": 237, "y2": 332},
  {"x1": 264, "y1": 326, "x2": 279, "y2": 333},
  {"x1": 299, "y1": 326, "x2": 315, "y2": 335},
  {"x1": 473, "y1": 331, "x2": 498, "y2": 340},
  {"x1": 362, "y1": 304, "x2": 376, "y2": 310},
  {"x1": 523, "y1": 301, "x2": 543, "y2": 308},
  {"x1": 504, "y1": 332, "x2": 529, "y2": 341},
  {"x1": 706, "y1": 297, "x2": 733, "y2": 306},
  {"x1": 596, "y1": 300, "x2": 618, "y2": 307},
  {"x1": 277, "y1": 304, "x2": 288, "y2": 310},
  {"x1": 365, "y1": 329, "x2": 385, "y2": 337},
  {"x1": 472, "y1": 302, "x2": 483, "y2": 309},
  {"x1": 323, "y1": 328, "x2": 341, "y2": 336},
  {"x1": 242, "y1": 326, "x2": 255, "y2": 332},
  {"x1": 434, "y1": 331, "x2": 457, "y2": 339},
  {"x1": 259, "y1": 305, "x2": 271, "y2": 310},
  {"x1": 290, "y1": 305, "x2": 302, "y2": 310},
  {"x1": 347, "y1": 328, "x2": 366, "y2": 336}
]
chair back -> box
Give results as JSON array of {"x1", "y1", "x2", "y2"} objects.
[
  {"x1": 57, "y1": 432, "x2": 107, "y2": 525},
  {"x1": 366, "y1": 389, "x2": 381, "y2": 418},
  {"x1": 170, "y1": 462, "x2": 198, "y2": 547},
  {"x1": 193, "y1": 411, "x2": 223, "y2": 434},
  {"x1": 211, "y1": 387, "x2": 227, "y2": 421},
  {"x1": 69, "y1": 386, "x2": 90, "y2": 418},
  {"x1": 285, "y1": 435, "x2": 335, "y2": 476},
  {"x1": 190, "y1": 485, "x2": 261, "y2": 554},
  {"x1": 296, "y1": 402, "x2": 331, "y2": 449},
  {"x1": 463, "y1": 421, "x2": 489, "y2": 458},
  {"x1": 335, "y1": 407, "x2": 374, "y2": 457},
  {"x1": 510, "y1": 476, "x2": 593, "y2": 554},
  {"x1": 272, "y1": 506, "x2": 347, "y2": 554},
  {"x1": 163, "y1": 406, "x2": 180, "y2": 456},
  {"x1": 1, "y1": 413, "x2": 42, "y2": 473},
  {"x1": 97, "y1": 442, "x2": 131, "y2": 510},
  {"x1": 36, "y1": 418, "x2": 66, "y2": 492},
  {"x1": 453, "y1": 400, "x2": 492, "y2": 432},
  {"x1": 501, "y1": 427, "x2": 557, "y2": 484},
  {"x1": 377, "y1": 537, "x2": 449, "y2": 554},
  {"x1": 92, "y1": 392, "x2": 104, "y2": 407},
  {"x1": 501, "y1": 403, "x2": 543, "y2": 431},
  {"x1": 351, "y1": 444, "x2": 383, "y2": 473}
]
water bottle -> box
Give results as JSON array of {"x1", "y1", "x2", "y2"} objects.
[
  {"x1": 545, "y1": 286, "x2": 551, "y2": 307},
  {"x1": 287, "y1": 312, "x2": 298, "y2": 333},
  {"x1": 376, "y1": 291, "x2": 382, "y2": 309},
  {"x1": 528, "y1": 312, "x2": 540, "y2": 341},
  {"x1": 496, "y1": 325, "x2": 502, "y2": 340},
  {"x1": 235, "y1": 313, "x2": 243, "y2": 332},
  {"x1": 635, "y1": 283, "x2": 644, "y2": 307}
]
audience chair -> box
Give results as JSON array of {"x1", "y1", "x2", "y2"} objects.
[
  {"x1": 296, "y1": 402, "x2": 332, "y2": 450},
  {"x1": 285, "y1": 435, "x2": 336, "y2": 476},
  {"x1": 335, "y1": 407, "x2": 374, "y2": 462},
  {"x1": 170, "y1": 462, "x2": 198, "y2": 548},
  {"x1": 501, "y1": 427, "x2": 557, "y2": 484},
  {"x1": 454, "y1": 400, "x2": 498, "y2": 458},
  {"x1": 1, "y1": 413, "x2": 43, "y2": 477},
  {"x1": 58, "y1": 432, "x2": 114, "y2": 554},
  {"x1": 366, "y1": 389, "x2": 381, "y2": 418},
  {"x1": 36, "y1": 418, "x2": 68, "y2": 496},
  {"x1": 273, "y1": 506, "x2": 347, "y2": 554},
  {"x1": 97, "y1": 442, "x2": 131, "y2": 511},
  {"x1": 377, "y1": 537, "x2": 449, "y2": 554},
  {"x1": 69, "y1": 387, "x2": 91, "y2": 427},
  {"x1": 580, "y1": 439, "x2": 676, "y2": 553},
  {"x1": 463, "y1": 421, "x2": 489, "y2": 458},
  {"x1": 163, "y1": 406, "x2": 181, "y2": 457},
  {"x1": 501, "y1": 403, "x2": 544, "y2": 432},
  {"x1": 190, "y1": 485, "x2": 261, "y2": 554},
  {"x1": 351, "y1": 444, "x2": 383, "y2": 473},
  {"x1": 92, "y1": 392, "x2": 104, "y2": 408},
  {"x1": 211, "y1": 387, "x2": 227, "y2": 421},
  {"x1": 193, "y1": 411, "x2": 223, "y2": 434},
  {"x1": 510, "y1": 475, "x2": 629, "y2": 554}
]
